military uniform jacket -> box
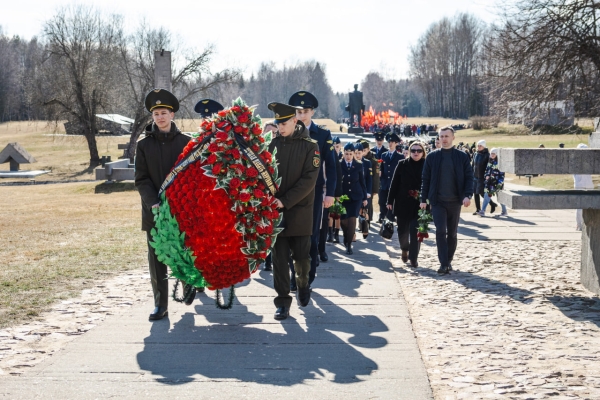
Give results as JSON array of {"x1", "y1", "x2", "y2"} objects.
[
  {"x1": 371, "y1": 145, "x2": 388, "y2": 161},
  {"x1": 268, "y1": 123, "x2": 320, "y2": 237},
  {"x1": 135, "y1": 122, "x2": 191, "y2": 231},
  {"x1": 363, "y1": 151, "x2": 380, "y2": 194},
  {"x1": 361, "y1": 158, "x2": 373, "y2": 195},
  {"x1": 307, "y1": 122, "x2": 337, "y2": 197},
  {"x1": 379, "y1": 150, "x2": 405, "y2": 191},
  {"x1": 340, "y1": 159, "x2": 368, "y2": 202}
]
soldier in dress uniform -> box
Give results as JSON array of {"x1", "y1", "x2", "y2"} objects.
[
  {"x1": 339, "y1": 143, "x2": 368, "y2": 254},
  {"x1": 356, "y1": 138, "x2": 377, "y2": 221},
  {"x1": 333, "y1": 136, "x2": 343, "y2": 160},
  {"x1": 288, "y1": 91, "x2": 336, "y2": 288},
  {"x1": 194, "y1": 98, "x2": 224, "y2": 118},
  {"x1": 135, "y1": 89, "x2": 192, "y2": 321},
  {"x1": 378, "y1": 133, "x2": 404, "y2": 222},
  {"x1": 326, "y1": 136, "x2": 344, "y2": 243},
  {"x1": 267, "y1": 102, "x2": 320, "y2": 321},
  {"x1": 371, "y1": 132, "x2": 388, "y2": 160}
]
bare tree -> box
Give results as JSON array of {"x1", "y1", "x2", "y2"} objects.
[
  {"x1": 40, "y1": 5, "x2": 124, "y2": 167},
  {"x1": 487, "y1": 0, "x2": 600, "y2": 118},
  {"x1": 116, "y1": 21, "x2": 240, "y2": 159}
]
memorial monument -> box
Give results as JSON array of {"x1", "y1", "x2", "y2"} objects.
[{"x1": 347, "y1": 84, "x2": 365, "y2": 134}]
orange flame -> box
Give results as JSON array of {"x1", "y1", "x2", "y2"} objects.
[{"x1": 360, "y1": 106, "x2": 405, "y2": 131}]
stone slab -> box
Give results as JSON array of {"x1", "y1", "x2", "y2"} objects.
[
  {"x1": 582, "y1": 209, "x2": 600, "y2": 294},
  {"x1": 154, "y1": 51, "x2": 172, "y2": 92},
  {"x1": 0, "y1": 170, "x2": 50, "y2": 178},
  {"x1": 498, "y1": 189, "x2": 600, "y2": 210},
  {"x1": 498, "y1": 148, "x2": 600, "y2": 174}
]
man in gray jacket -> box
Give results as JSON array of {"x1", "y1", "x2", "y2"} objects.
[{"x1": 420, "y1": 126, "x2": 473, "y2": 275}]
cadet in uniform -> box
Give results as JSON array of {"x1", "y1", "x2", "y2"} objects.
[
  {"x1": 378, "y1": 133, "x2": 404, "y2": 222},
  {"x1": 357, "y1": 139, "x2": 379, "y2": 221},
  {"x1": 339, "y1": 142, "x2": 368, "y2": 255},
  {"x1": 135, "y1": 89, "x2": 191, "y2": 321},
  {"x1": 267, "y1": 102, "x2": 320, "y2": 321},
  {"x1": 288, "y1": 91, "x2": 336, "y2": 287},
  {"x1": 194, "y1": 98, "x2": 224, "y2": 118},
  {"x1": 326, "y1": 135, "x2": 344, "y2": 243}
]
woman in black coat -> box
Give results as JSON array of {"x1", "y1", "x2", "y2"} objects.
[
  {"x1": 340, "y1": 142, "x2": 368, "y2": 255},
  {"x1": 386, "y1": 141, "x2": 427, "y2": 267}
]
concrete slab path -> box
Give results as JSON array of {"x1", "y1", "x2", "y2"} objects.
[{"x1": 0, "y1": 230, "x2": 433, "y2": 399}]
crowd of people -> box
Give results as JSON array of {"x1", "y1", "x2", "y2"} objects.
[{"x1": 135, "y1": 88, "x2": 514, "y2": 322}]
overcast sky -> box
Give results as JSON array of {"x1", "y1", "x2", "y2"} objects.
[{"x1": 2, "y1": 0, "x2": 500, "y2": 93}]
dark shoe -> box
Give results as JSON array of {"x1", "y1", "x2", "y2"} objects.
[
  {"x1": 401, "y1": 250, "x2": 408, "y2": 263},
  {"x1": 320, "y1": 251, "x2": 328, "y2": 262},
  {"x1": 274, "y1": 307, "x2": 289, "y2": 320},
  {"x1": 410, "y1": 260, "x2": 418, "y2": 268},
  {"x1": 316, "y1": 258, "x2": 320, "y2": 267},
  {"x1": 290, "y1": 284, "x2": 297, "y2": 292},
  {"x1": 490, "y1": 203, "x2": 496, "y2": 214},
  {"x1": 472, "y1": 211, "x2": 480, "y2": 215},
  {"x1": 296, "y1": 286, "x2": 311, "y2": 307},
  {"x1": 326, "y1": 227, "x2": 334, "y2": 242},
  {"x1": 437, "y1": 266, "x2": 449, "y2": 275},
  {"x1": 345, "y1": 243, "x2": 353, "y2": 255},
  {"x1": 448, "y1": 263, "x2": 453, "y2": 271},
  {"x1": 263, "y1": 263, "x2": 272, "y2": 271},
  {"x1": 149, "y1": 306, "x2": 168, "y2": 321},
  {"x1": 183, "y1": 284, "x2": 197, "y2": 306},
  {"x1": 333, "y1": 229, "x2": 340, "y2": 243}
]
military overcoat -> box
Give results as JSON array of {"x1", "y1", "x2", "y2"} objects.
[
  {"x1": 135, "y1": 122, "x2": 191, "y2": 231},
  {"x1": 268, "y1": 123, "x2": 320, "y2": 237}
]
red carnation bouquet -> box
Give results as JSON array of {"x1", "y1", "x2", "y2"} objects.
[{"x1": 150, "y1": 98, "x2": 282, "y2": 307}]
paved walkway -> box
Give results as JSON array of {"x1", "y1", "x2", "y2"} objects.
[{"x1": 0, "y1": 230, "x2": 433, "y2": 399}]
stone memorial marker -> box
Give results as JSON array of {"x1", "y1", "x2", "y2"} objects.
[
  {"x1": 154, "y1": 50, "x2": 172, "y2": 92},
  {"x1": 498, "y1": 134, "x2": 600, "y2": 294},
  {"x1": 0, "y1": 142, "x2": 36, "y2": 171}
]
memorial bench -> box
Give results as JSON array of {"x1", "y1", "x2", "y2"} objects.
[{"x1": 498, "y1": 147, "x2": 600, "y2": 294}]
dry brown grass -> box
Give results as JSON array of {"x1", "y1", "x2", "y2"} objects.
[{"x1": 0, "y1": 181, "x2": 145, "y2": 328}]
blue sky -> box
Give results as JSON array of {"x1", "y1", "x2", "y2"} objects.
[{"x1": 1, "y1": 0, "x2": 500, "y2": 92}]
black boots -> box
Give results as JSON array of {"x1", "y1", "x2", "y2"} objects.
[
  {"x1": 333, "y1": 229, "x2": 340, "y2": 243},
  {"x1": 326, "y1": 227, "x2": 334, "y2": 242}
]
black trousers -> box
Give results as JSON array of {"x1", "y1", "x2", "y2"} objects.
[
  {"x1": 474, "y1": 193, "x2": 496, "y2": 212},
  {"x1": 147, "y1": 231, "x2": 169, "y2": 308},
  {"x1": 273, "y1": 235, "x2": 311, "y2": 308},
  {"x1": 309, "y1": 188, "x2": 324, "y2": 284},
  {"x1": 431, "y1": 201, "x2": 462, "y2": 267},
  {"x1": 397, "y1": 216, "x2": 420, "y2": 262},
  {"x1": 318, "y1": 206, "x2": 329, "y2": 253},
  {"x1": 378, "y1": 189, "x2": 394, "y2": 221}
]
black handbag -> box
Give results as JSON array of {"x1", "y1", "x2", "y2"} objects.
[
  {"x1": 379, "y1": 219, "x2": 394, "y2": 240},
  {"x1": 359, "y1": 207, "x2": 370, "y2": 238}
]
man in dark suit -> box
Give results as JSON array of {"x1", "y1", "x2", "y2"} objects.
[{"x1": 288, "y1": 91, "x2": 337, "y2": 288}]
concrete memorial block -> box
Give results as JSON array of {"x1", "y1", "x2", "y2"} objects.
[
  {"x1": 95, "y1": 159, "x2": 134, "y2": 181},
  {"x1": 0, "y1": 142, "x2": 36, "y2": 171},
  {"x1": 498, "y1": 144, "x2": 600, "y2": 294},
  {"x1": 498, "y1": 148, "x2": 600, "y2": 175},
  {"x1": 154, "y1": 50, "x2": 172, "y2": 92}
]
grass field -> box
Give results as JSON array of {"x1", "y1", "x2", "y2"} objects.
[{"x1": 0, "y1": 118, "x2": 597, "y2": 328}]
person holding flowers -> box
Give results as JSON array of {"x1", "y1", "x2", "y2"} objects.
[
  {"x1": 387, "y1": 141, "x2": 427, "y2": 268},
  {"x1": 267, "y1": 102, "x2": 320, "y2": 321},
  {"x1": 340, "y1": 142, "x2": 368, "y2": 255},
  {"x1": 135, "y1": 88, "x2": 191, "y2": 321}
]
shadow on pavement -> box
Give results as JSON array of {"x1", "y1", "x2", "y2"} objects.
[
  {"x1": 136, "y1": 281, "x2": 387, "y2": 386},
  {"x1": 546, "y1": 295, "x2": 600, "y2": 328}
]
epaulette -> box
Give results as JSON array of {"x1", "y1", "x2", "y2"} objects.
[
  {"x1": 303, "y1": 137, "x2": 318, "y2": 144},
  {"x1": 355, "y1": 159, "x2": 363, "y2": 164}
]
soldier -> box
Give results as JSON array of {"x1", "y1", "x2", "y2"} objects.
[
  {"x1": 339, "y1": 142, "x2": 368, "y2": 254},
  {"x1": 356, "y1": 138, "x2": 379, "y2": 221},
  {"x1": 371, "y1": 132, "x2": 388, "y2": 160},
  {"x1": 267, "y1": 102, "x2": 320, "y2": 321},
  {"x1": 194, "y1": 98, "x2": 224, "y2": 118},
  {"x1": 288, "y1": 91, "x2": 336, "y2": 287},
  {"x1": 378, "y1": 133, "x2": 404, "y2": 222},
  {"x1": 135, "y1": 89, "x2": 191, "y2": 321}
]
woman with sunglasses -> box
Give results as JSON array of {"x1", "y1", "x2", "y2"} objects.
[{"x1": 387, "y1": 141, "x2": 428, "y2": 267}]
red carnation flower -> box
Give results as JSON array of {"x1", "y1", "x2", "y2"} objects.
[
  {"x1": 218, "y1": 110, "x2": 227, "y2": 117},
  {"x1": 231, "y1": 148, "x2": 241, "y2": 159},
  {"x1": 246, "y1": 167, "x2": 258, "y2": 178},
  {"x1": 252, "y1": 124, "x2": 262, "y2": 135},
  {"x1": 237, "y1": 114, "x2": 249, "y2": 123},
  {"x1": 212, "y1": 164, "x2": 222, "y2": 175},
  {"x1": 206, "y1": 154, "x2": 217, "y2": 164},
  {"x1": 231, "y1": 106, "x2": 242, "y2": 113},
  {"x1": 239, "y1": 192, "x2": 251, "y2": 202},
  {"x1": 234, "y1": 126, "x2": 244, "y2": 134},
  {"x1": 216, "y1": 131, "x2": 228, "y2": 141},
  {"x1": 253, "y1": 189, "x2": 265, "y2": 199},
  {"x1": 230, "y1": 177, "x2": 241, "y2": 189},
  {"x1": 208, "y1": 143, "x2": 219, "y2": 152},
  {"x1": 251, "y1": 144, "x2": 260, "y2": 152},
  {"x1": 229, "y1": 188, "x2": 239, "y2": 197}
]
